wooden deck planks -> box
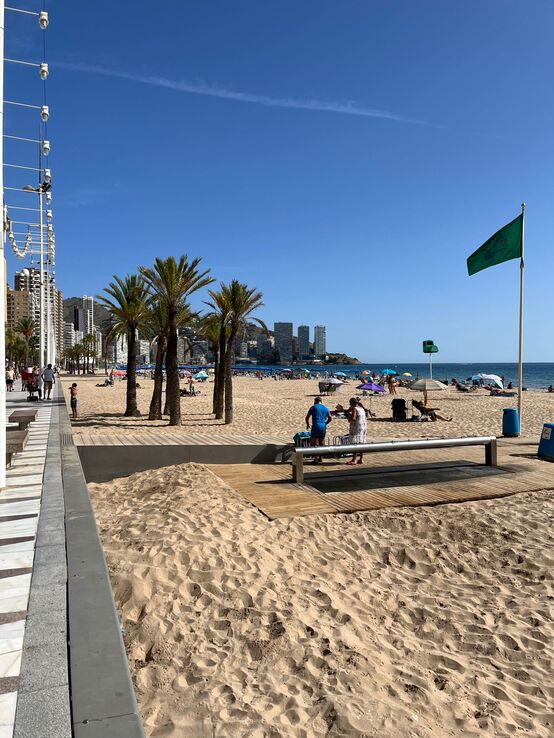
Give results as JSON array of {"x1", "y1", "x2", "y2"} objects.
[{"x1": 209, "y1": 443, "x2": 554, "y2": 519}]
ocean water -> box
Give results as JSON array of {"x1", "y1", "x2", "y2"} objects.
[{"x1": 297, "y1": 363, "x2": 554, "y2": 390}]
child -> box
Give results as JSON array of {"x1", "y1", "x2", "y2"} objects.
[{"x1": 69, "y1": 383, "x2": 78, "y2": 419}]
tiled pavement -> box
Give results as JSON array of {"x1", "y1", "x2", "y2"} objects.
[{"x1": 0, "y1": 392, "x2": 51, "y2": 738}]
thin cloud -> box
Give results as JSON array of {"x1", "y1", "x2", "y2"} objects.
[{"x1": 57, "y1": 61, "x2": 442, "y2": 128}]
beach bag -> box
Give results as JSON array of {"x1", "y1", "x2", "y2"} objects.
[{"x1": 293, "y1": 431, "x2": 311, "y2": 447}]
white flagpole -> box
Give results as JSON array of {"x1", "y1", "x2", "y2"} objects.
[{"x1": 517, "y1": 203, "x2": 525, "y2": 428}]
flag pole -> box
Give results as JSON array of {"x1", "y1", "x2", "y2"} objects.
[{"x1": 517, "y1": 202, "x2": 525, "y2": 427}]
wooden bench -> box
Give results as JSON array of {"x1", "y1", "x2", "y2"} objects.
[
  {"x1": 9, "y1": 409, "x2": 38, "y2": 431},
  {"x1": 292, "y1": 436, "x2": 498, "y2": 483},
  {"x1": 6, "y1": 430, "x2": 29, "y2": 467}
]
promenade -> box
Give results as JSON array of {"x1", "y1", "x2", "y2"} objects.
[{"x1": 0, "y1": 386, "x2": 143, "y2": 738}]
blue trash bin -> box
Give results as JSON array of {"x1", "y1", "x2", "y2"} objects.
[
  {"x1": 502, "y1": 408, "x2": 520, "y2": 437},
  {"x1": 538, "y1": 423, "x2": 554, "y2": 462}
]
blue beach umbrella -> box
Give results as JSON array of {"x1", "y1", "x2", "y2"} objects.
[{"x1": 381, "y1": 369, "x2": 397, "y2": 375}]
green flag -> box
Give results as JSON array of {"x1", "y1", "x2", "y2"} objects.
[{"x1": 467, "y1": 214, "x2": 523, "y2": 276}]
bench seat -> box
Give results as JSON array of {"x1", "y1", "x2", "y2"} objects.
[
  {"x1": 6, "y1": 430, "x2": 29, "y2": 467},
  {"x1": 8, "y1": 409, "x2": 38, "y2": 431}
]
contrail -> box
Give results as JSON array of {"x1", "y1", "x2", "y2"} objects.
[{"x1": 57, "y1": 61, "x2": 442, "y2": 128}]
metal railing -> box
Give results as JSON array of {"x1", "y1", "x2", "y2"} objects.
[{"x1": 292, "y1": 436, "x2": 498, "y2": 482}]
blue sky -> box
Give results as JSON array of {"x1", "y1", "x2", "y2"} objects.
[{"x1": 4, "y1": 1, "x2": 554, "y2": 361}]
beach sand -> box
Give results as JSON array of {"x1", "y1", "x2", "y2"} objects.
[
  {"x1": 62, "y1": 375, "x2": 554, "y2": 442},
  {"x1": 90, "y1": 463, "x2": 554, "y2": 738}
]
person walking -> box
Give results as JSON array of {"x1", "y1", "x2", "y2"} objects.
[
  {"x1": 305, "y1": 396, "x2": 332, "y2": 463},
  {"x1": 41, "y1": 363, "x2": 55, "y2": 400},
  {"x1": 346, "y1": 397, "x2": 367, "y2": 465},
  {"x1": 32, "y1": 366, "x2": 43, "y2": 400},
  {"x1": 5, "y1": 365, "x2": 15, "y2": 392}
]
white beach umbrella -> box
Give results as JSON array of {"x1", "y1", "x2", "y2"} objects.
[
  {"x1": 471, "y1": 373, "x2": 503, "y2": 388},
  {"x1": 410, "y1": 378, "x2": 448, "y2": 405}
]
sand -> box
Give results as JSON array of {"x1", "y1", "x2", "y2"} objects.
[
  {"x1": 90, "y1": 463, "x2": 554, "y2": 738},
  {"x1": 62, "y1": 375, "x2": 554, "y2": 441}
]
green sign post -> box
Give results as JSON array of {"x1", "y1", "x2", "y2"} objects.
[{"x1": 422, "y1": 340, "x2": 439, "y2": 378}]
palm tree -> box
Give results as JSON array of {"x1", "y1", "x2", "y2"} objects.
[
  {"x1": 197, "y1": 313, "x2": 225, "y2": 415},
  {"x1": 207, "y1": 280, "x2": 265, "y2": 424},
  {"x1": 139, "y1": 257, "x2": 213, "y2": 426},
  {"x1": 98, "y1": 275, "x2": 152, "y2": 417},
  {"x1": 16, "y1": 317, "x2": 34, "y2": 365}
]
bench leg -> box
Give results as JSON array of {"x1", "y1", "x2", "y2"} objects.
[
  {"x1": 485, "y1": 440, "x2": 498, "y2": 467},
  {"x1": 6, "y1": 452, "x2": 13, "y2": 468},
  {"x1": 292, "y1": 452, "x2": 304, "y2": 483}
]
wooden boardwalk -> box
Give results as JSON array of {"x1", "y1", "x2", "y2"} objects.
[
  {"x1": 73, "y1": 431, "x2": 285, "y2": 447},
  {"x1": 209, "y1": 440, "x2": 554, "y2": 519}
]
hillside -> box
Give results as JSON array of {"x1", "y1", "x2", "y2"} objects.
[{"x1": 63, "y1": 297, "x2": 112, "y2": 333}]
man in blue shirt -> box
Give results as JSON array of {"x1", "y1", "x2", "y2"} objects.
[{"x1": 305, "y1": 396, "x2": 332, "y2": 461}]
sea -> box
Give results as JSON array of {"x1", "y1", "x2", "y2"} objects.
[{"x1": 254, "y1": 363, "x2": 554, "y2": 390}]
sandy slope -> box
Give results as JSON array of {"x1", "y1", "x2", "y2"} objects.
[
  {"x1": 63, "y1": 376, "x2": 554, "y2": 442},
  {"x1": 90, "y1": 464, "x2": 554, "y2": 738}
]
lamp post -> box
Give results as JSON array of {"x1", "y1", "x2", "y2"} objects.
[{"x1": 0, "y1": 0, "x2": 5, "y2": 491}]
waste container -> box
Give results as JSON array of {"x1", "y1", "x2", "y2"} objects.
[
  {"x1": 502, "y1": 408, "x2": 520, "y2": 437},
  {"x1": 538, "y1": 423, "x2": 554, "y2": 462}
]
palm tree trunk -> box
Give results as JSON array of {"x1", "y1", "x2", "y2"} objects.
[
  {"x1": 214, "y1": 322, "x2": 226, "y2": 419},
  {"x1": 224, "y1": 345, "x2": 234, "y2": 424},
  {"x1": 212, "y1": 344, "x2": 219, "y2": 414},
  {"x1": 149, "y1": 336, "x2": 166, "y2": 421},
  {"x1": 166, "y1": 316, "x2": 181, "y2": 426},
  {"x1": 124, "y1": 327, "x2": 140, "y2": 417}
]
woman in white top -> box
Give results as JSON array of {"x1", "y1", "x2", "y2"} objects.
[{"x1": 346, "y1": 397, "x2": 367, "y2": 465}]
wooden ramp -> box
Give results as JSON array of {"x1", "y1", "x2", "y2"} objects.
[{"x1": 209, "y1": 441, "x2": 554, "y2": 519}]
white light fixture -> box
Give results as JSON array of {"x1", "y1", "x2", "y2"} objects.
[
  {"x1": 46, "y1": 224, "x2": 53, "y2": 233},
  {"x1": 45, "y1": 192, "x2": 52, "y2": 203},
  {"x1": 43, "y1": 169, "x2": 51, "y2": 184},
  {"x1": 40, "y1": 105, "x2": 49, "y2": 122},
  {"x1": 38, "y1": 11, "x2": 49, "y2": 30},
  {"x1": 39, "y1": 63, "x2": 49, "y2": 80},
  {"x1": 46, "y1": 209, "x2": 53, "y2": 222},
  {"x1": 42, "y1": 140, "x2": 50, "y2": 156}
]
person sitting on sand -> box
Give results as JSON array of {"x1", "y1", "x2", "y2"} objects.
[
  {"x1": 548, "y1": 385, "x2": 553, "y2": 393},
  {"x1": 412, "y1": 399, "x2": 452, "y2": 422},
  {"x1": 346, "y1": 397, "x2": 367, "y2": 465},
  {"x1": 305, "y1": 397, "x2": 332, "y2": 462}
]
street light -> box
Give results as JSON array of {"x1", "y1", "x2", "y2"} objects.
[
  {"x1": 39, "y1": 62, "x2": 48, "y2": 80},
  {"x1": 38, "y1": 11, "x2": 49, "y2": 30},
  {"x1": 40, "y1": 105, "x2": 49, "y2": 122}
]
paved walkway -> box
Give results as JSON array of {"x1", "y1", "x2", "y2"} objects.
[{"x1": 0, "y1": 392, "x2": 52, "y2": 738}]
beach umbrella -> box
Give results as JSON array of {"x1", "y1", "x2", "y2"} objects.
[
  {"x1": 193, "y1": 371, "x2": 208, "y2": 379},
  {"x1": 335, "y1": 371, "x2": 348, "y2": 377},
  {"x1": 402, "y1": 372, "x2": 412, "y2": 377},
  {"x1": 112, "y1": 369, "x2": 125, "y2": 376},
  {"x1": 356, "y1": 383, "x2": 385, "y2": 393},
  {"x1": 360, "y1": 370, "x2": 370, "y2": 375},
  {"x1": 410, "y1": 378, "x2": 448, "y2": 404},
  {"x1": 471, "y1": 373, "x2": 503, "y2": 388},
  {"x1": 381, "y1": 368, "x2": 397, "y2": 375},
  {"x1": 324, "y1": 377, "x2": 343, "y2": 384}
]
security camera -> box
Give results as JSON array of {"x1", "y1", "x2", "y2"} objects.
[
  {"x1": 42, "y1": 140, "x2": 50, "y2": 156},
  {"x1": 39, "y1": 63, "x2": 49, "y2": 80},
  {"x1": 38, "y1": 11, "x2": 49, "y2": 30},
  {"x1": 40, "y1": 105, "x2": 49, "y2": 122}
]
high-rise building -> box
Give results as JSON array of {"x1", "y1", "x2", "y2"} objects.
[
  {"x1": 314, "y1": 325, "x2": 326, "y2": 358},
  {"x1": 14, "y1": 268, "x2": 41, "y2": 334},
  {"x1": 6, "y1": 289, "x2": 32, "y2": 330},
  {"x1": 52, "y1": 287, "x2": 64, "y2": 362},
  {"x1": 298, "y1": 325, "x2": 310, "y2": 360},
  {"x1": 274, "y1": 322, "x2": 293, "y2": 364},
  {"x1": 73, "y1": 305, "x2": 85, "y2": 332},
  {"x1": 82, "y1": 295, "x2": 95, "y2": 334},
  {"x1": 64, "y1": 322, "x2": 76, "y2": 350}
]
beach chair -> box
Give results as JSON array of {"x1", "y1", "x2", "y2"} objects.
[{"x1": 391, "y1": 398, "x2": 408, "y2": 421}]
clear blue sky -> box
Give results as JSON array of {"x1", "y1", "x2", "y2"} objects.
[{"x1": 5, "y1": 0, "x2": 554, "y2": 361}]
